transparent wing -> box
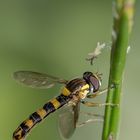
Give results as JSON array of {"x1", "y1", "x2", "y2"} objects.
[
  {"x1": 58, "y1": 101, "x2": 80, "y2": 139},
  {"x1": 13, "y1": 71, "x2": 68, "y2": 89}
]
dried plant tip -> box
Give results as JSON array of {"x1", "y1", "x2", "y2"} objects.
[{"x1": 86, "y1": 42, "x2": 106, "y2": 65}]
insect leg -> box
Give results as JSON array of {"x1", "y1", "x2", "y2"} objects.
[
  {"x1": 76, "y1": 118, "x2": 103, "y2": 127},
  {"x1": 81, "y1": 101, "x2": 119, "y2": 107},
  {"x1": 80, "y1": 111, "x2": 104, "y2": 118},
  {"x1": 87, "y1": 88, "x2": 108, "y2": 98}
]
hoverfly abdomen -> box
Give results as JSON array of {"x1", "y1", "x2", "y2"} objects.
[
  {"x1": 13, "y1": 109, "x2": 47, "y2": 140},
  {"x1": 13, "y1": 94, "x2": 70, "y2": 140}
]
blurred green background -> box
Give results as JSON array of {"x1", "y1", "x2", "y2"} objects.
[{"x1": 0, "y1": 0, "x2": 139, "y2": 140}]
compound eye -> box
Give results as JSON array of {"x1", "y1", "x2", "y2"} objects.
[{"x1": 89, "y1": 76, "x2": 101, "y2": 92}]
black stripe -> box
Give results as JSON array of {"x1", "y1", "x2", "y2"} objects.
[
  {"x1": 20, "y1": 122, "x2": 30, "y2": 133},
  {"x1": 56, "y1": 95, "x2": 69, "y2": 106},
  {"x1": 30, "y1": 112, "x2": 42, "y2": 123},
  {"x1": 67, "y1": 79, "x2": 80, "y2": 89},
  {"x1": 66, "y1": 79, "x2": 79, "y2": 91},
  {"x1": 43, "y1": 102, "x2": 55, "y2": 114},
  {"x1": 21, "y1": 128, "x2": 26, "y2": 139},
  {"x1": 13, "y1": 134, "x2": 20, "y2": 140},
  {"x1": 66, "y1": 78, "x2": 86, "y2": 92}
]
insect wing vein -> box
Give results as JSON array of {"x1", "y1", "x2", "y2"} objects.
[
  {"x1": 58, "y1": 102, "x2": 80, "y2": 139},
  {"x1": 13, "y1": 71, "x2": 67, "y2": 89}
]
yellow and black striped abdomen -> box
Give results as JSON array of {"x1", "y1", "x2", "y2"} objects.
[
  {"x1": 13, "y1": 78, "x2": 88, "y2": 140},
  {"x1": 13, "y1": 94, "x2": 71, "y2": 140}
]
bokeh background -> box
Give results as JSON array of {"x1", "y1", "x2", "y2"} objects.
[{"x1": 0, "y1": 1, "x2": 139, "y2": 140}]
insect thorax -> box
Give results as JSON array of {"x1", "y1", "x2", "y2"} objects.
[
  {"x1": 63, "y1": 78, "x2": 90, "y2": 99},
  {"x1": 66, "y1": 78, "x2": 87, "y2": 92}
]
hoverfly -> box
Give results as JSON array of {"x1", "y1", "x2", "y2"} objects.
[{"x1": 13, "y1": 71, "x2": 103, "y2": 140}]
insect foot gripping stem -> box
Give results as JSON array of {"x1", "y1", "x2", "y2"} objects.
[{"x1": 98, "y1": 102, "x2": 119, "y2": 107}]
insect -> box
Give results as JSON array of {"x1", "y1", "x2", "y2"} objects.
[{"x1": 13, "y1": 70, "x2": 105, "y2": 140}]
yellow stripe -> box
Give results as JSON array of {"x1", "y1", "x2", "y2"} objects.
[
  {"x1": 24, "y1": 119, "x2": 34, "y2": 129},
  {"x1": 50, "y1": 98, "x2": 61, "y2": 109},
  {"x1": 61, "y1": 87, "x2": 71, "y2": 96},
  {"x1": 81, "y1": 84, "x2": 89, "y2": 90},
  {"x1": 36, "y1": 108, "x2": 47, "y2": 119}
]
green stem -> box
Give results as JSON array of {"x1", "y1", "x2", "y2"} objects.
[{"x1": 102, "y1": 0, "x2": 135, "y2": 140}]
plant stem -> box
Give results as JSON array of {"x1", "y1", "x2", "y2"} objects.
[{"x1": 102, "y1": 0, "x2": 135, "y2": 140}]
